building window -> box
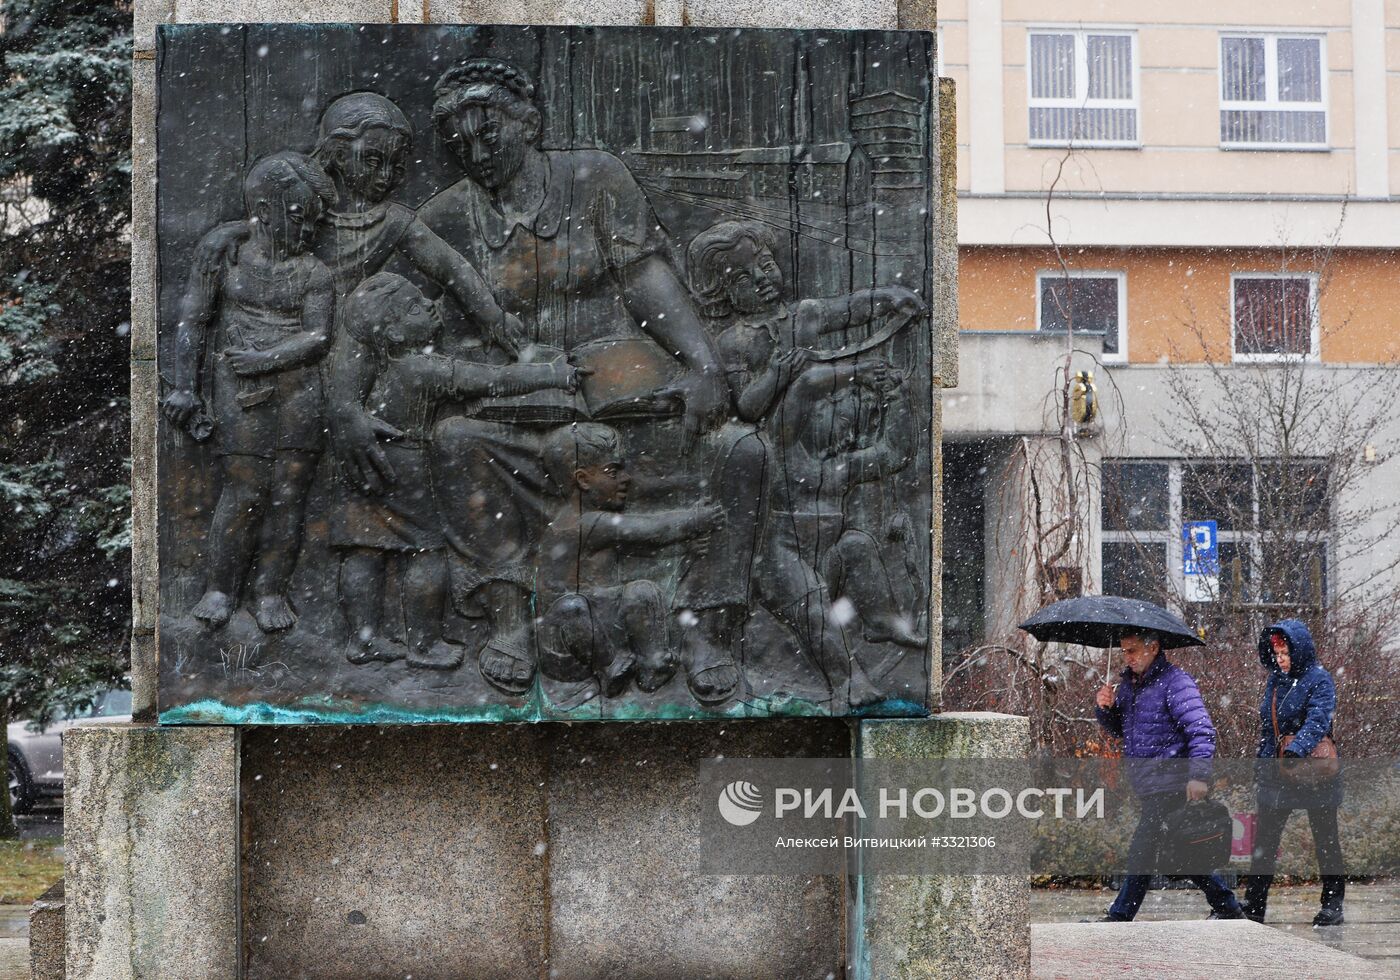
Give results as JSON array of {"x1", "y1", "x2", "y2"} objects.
[
  {"x1": 1028, "y1": 30, "x2": 1138, "y2": 146},
  {"x1": 1102, "y1": 459, "x2": 1330, "y2": 617},
  {"x1": 1102, "y1": 540, "x2": 1168, "y2": 603},
  {"x1": 1220, "y1": 34, "x2": 1327, "y2": 148},
  {"x1": 1036, "y1": 271, "x2": 1125, "y2": 360},
  {"x1": 1103, "y1": 461, "x2": 1169, "y2": 532},
  {"x1": 1231, "y1": 274, "x2": 1317, "y2": 360},
  {"x1": 1101, "y1": 461, "x2": 1170, "y2": 601}
]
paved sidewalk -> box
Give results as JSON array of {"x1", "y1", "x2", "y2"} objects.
[
  {"x1": 0, "y1": 938, "x2": 23, "y2": 980},
  {"x1": 1033, "y1": 920, "x2": 1395, "y2": 979},
  {"x1": 1033, "y1": 881, "x2": 1400, "y2": 972}
]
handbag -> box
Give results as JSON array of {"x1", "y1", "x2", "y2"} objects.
[
  {"x1": 1272, "y1": 688, "x2": 1340, "y2": 783},
  {"x1": 1159, "y1": 798, "x2": 1233, "y2": 876}
]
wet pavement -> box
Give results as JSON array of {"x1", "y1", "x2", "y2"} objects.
[
  {"x1": 0, "y1": 938, "x2": 23, "y2": 980},
  {"x1": 1034, "y1": 880, "x2": 1400, "y2": 971},
  {"x1": 1033, "y1": 919, "x2": 1394, "y2": 979}
]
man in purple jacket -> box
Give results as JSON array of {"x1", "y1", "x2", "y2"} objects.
[{"x1": 1090, "y1": 632, "x2": 1245, "y2": 921}]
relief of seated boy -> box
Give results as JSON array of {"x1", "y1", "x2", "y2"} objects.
[{"x1": 537, "y1": 423, "x2": 723, "y2": 698}]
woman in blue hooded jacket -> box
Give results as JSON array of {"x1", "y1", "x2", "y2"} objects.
[{"x1": 1243, "y1": 618, "x2": 1345, "y2": 926}]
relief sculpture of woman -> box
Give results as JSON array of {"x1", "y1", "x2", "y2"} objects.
[{"x1": 411, "y1": 59, "x2": 738, "y2": 698}]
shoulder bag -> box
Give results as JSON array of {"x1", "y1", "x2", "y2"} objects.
[{"x1": 1273, "y1": 687, "x2": 1340, "y2": 783}]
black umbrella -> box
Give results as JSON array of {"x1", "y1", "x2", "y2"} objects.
[{"x1": 1018, "y1": 595, "x2": 1204, "y2": 650}]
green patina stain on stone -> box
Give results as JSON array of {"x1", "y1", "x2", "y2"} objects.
[
  {"x1": 160, "y1": 699, "x2": 536, "y2": 726},
  {"x1": 161, "y1": 695, "x2": 927, "y2": 726},
  {"x1": 854, "y1": 714, "x2": 1033, "y2": 978}
]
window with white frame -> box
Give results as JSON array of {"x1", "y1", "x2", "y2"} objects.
[
  {"x1": 1232, "y1": 274, "x2": 1317, "y2": 360},
  {"x1": 1101, "y1": 461, "x2": 1171, "y2": 604},
  {"x1": 1102, "y1": 460, "x2": 1330, "y2": 616},
  {"x1": 1028, "y1": 30, "x2": 1138, "y2": 146},
  {"x1": 1220, "y1": 34, "x2": 1327, "y2": 147},
  {"x1": 1036, "y1": 270, "x2": 1125, "y2": 359}
]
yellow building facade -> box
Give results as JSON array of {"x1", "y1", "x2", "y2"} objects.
[{"x1": 936, "y1": 1, "x2": 1400, "y2": 653}]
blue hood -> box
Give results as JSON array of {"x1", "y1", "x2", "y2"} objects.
[{"x1": 1258, "y1": 618, "x2": 1317, "y2": 676}]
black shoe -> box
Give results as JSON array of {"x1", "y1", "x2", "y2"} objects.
[
  {"x1": 1208, "y1": 907, "x2": 1244, "y2": 920},
  {"x1": 1312, "y1": 907, "x2": 1344, "y2": 927},
  {"x1": 1081, "y1": 914, "x2": 1130, "y2": 923},
  {"x1": 1244, "y1": 908, "x2": 1265, "y2": 924}
]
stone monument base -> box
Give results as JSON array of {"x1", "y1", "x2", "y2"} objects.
[
  {"x1": 28, "y1": 882, "x2": 63, "y2": 980},
  {"x1": 63, "y1": 713, "x2": 1029, "y2": 979}
]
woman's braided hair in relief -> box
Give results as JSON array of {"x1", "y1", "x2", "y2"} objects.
[{"x1": 432, "y1": 58, "x2": 538, "y2": 131}]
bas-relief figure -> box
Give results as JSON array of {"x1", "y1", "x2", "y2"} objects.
[
  {"x1": 418, "y1": 59, "x2": 737, "y2": 701},
  {"x1": 155, "y1": 25, "x2": 937, "y2": 723},
  {"x1": 334, "y1": 272, "x2": 581, "y2": 671},
  {"x1": 162, "y1": 151, "x2": 336, "y2": 635},
  {"x1": 536, "y1": 422, "x2": 723, "y2": 697},
  {"x1": 686, "y1": 220, "x2": 927, "y2": 706}
]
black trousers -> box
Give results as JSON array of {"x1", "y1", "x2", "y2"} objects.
[
  {"x1": 1244, "y1": 804, "x2": 1345, "y2": 913},
  {"x1": 1108, "y1": 791, "x2": 1239, "y2": 921}
]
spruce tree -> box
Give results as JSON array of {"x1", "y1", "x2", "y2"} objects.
[{"x1": 0, "y1": 0, "x2": 132, "y2": 837}]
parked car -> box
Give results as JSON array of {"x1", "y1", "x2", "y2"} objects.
[{"x1": 8, "y1": 688, "x2": 133, "y2": 814}]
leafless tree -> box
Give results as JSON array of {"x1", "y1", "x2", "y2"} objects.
[
  {"x1": 943, "y1": 150, "x2": 1128, "y2": 752},
  {"x1": 1147, "y1": 233, "x2": 1400, "y2": 624},
  {"x1": 944, "y1": 175, "x2": 1400, "y2": 757}
]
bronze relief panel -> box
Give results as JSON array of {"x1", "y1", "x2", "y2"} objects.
[{"x1": 155, "y1": 24, "x2": 937, "y2": 723}]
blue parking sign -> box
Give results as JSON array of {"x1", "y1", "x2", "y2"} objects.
[{"x1": 1183, "y1": 521, "x2": 1219, "y2": 577}]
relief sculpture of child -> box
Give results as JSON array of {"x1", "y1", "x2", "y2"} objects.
[
  {"x1": 192, "y1": 91, "x2": 527, "y2": 494},
  {"x1": 537, "y1": 424, "x2": 723, "y2": 697},
  {"x1": 162, "y1": 151, "x2": 337, "y2": 633},
  {"x1": 772, "y1": 364, "x2": 928, "y2": 648},
  {"x1": 685, "y1": 218, "x2": 926, "y2": 705},
  {"x1": 333, "y1": 272, "x2": 584, "y2": 669}
]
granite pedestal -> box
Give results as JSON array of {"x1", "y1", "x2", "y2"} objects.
[{"x1": 65, "y1": 715, "x2": 1030, "y2": 978}]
